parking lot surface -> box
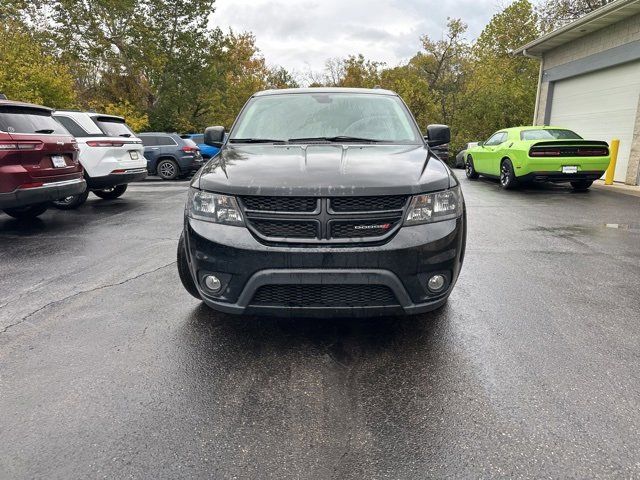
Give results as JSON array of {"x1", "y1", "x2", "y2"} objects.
[{"x1": 1, "y1": 176, "x2": 639, "y2": 479}]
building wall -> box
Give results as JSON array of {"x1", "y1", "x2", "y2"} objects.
[
  {"x1": 534, "y1": 12, "x2": 640, "y2": 184},
  {"x1": 545, "y1": 13, "x2": 640, "y2": 70}
]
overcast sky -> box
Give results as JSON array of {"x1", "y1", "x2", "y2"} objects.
[{"x1": 212, "y1": 0, "x2": 506, "y2": 76}]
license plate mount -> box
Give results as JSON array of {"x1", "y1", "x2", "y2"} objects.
[
  {"x1": 129, "y1": 151, "x2": 139, "y2": 160},
  {"x1": 562, "y1": 166, "x2": 578, "y2": 174},
  {"x1": 51, "y1": 155, "x2": 67, "y2": 168}
]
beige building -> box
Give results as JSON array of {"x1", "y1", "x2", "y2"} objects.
[{"x1": 515, "y1": 0, "x2": 640, "y2": 185}]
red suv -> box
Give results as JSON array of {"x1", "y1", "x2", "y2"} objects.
[{"x1": 0, "y1": 100, "x2": 85, "y2": 219}]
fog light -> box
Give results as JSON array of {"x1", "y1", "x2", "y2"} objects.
[
  {"x1": 427, "y1": 274, "x2": 446, "y2": 292},
  {"x1": 204, "y1": 275, "x2": 222, "y2": 292}
]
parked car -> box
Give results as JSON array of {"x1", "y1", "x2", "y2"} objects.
[
  {"x1": 0, "y1": 99, "x2": 85, "y2": 219},
  {"x1": 465, "y1": 126, "x2": 610, "y2": 190},
  {"x1": 430, "y1": 142, "x2": 449, "y2": 165},
  {"x1": 138, "y1": 133, "x2": 204, "y2": 180},
  {"x1": 454, "y1": 142, "x2": 479, "y2": 168},
  {"x1": 177, "y1": 87, "x2": 466, "y2": 317},
  {"x1": 182, "y1": 133, "x2": 221, "y2": 159},
  {"x1": 51, "y1": 111, "x2": 146, "y2": 208}
]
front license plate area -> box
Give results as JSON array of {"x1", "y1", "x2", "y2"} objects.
[
  {"x1": 51, "y1": 155, "x2": 67, "y2": 168},
  {"x1": 129, "y1": 151, "x2": 139, "y2": 160},
  {"x1": 562, "y1": 166, "x2": 578, "y2": 174}
]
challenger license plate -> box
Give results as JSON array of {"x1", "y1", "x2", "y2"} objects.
[
  {"x1": 562, "y1": 166, "x2": 578, "y2": 174},
  {"x1": 51, "y1": 155, "x2": 67, "y2": 168},
  {"x1": 129, "y1": 151, "x2": 139, "y2": 160}
]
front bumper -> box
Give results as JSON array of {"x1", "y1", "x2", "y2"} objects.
[
  {"x1": 518, "y1": 170, "x2": 605, "y2": 183},
  {"x1": 86, "y1": 168, "x2": 147, "y2": 189},
  {"x1": 184, "y1": 214, "x2": 466, "y2": 317},
  {"x1": 0, "y1": 178, "x2": 87, "y2": 209}
]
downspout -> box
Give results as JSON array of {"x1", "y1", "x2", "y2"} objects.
[{"x1": 523, "y1": 49, "x2": 543, "y2": 126}]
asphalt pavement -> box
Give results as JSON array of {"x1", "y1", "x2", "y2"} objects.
[{"x1": 1, "y1": 174, "x2": 639, "y2": 479}]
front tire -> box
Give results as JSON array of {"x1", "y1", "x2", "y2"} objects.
[
  {"x1": 177, "y1": 233, "x2": 201, "y2": 300},
  {"x1": 571, "y1": 180, "x2": 593, "y2": 191},
  {"x1": 157, "y1": 159, "x2": 180, "y2": 180},
  {"x1": 465, "y1": 155, "x2": 479, "y2": 179},
  {"x1": 52, "y1": 189, "x2": 89, "y2": 210},
  {"x1": 499, "y1": 159, "x2": 518, "y2": 190},
  {"x1": 93, "y1": 184, "x2": 128, "y2": 199},
  {"x1": 3, "y1": 203, "x2": 48, "y2": 219}
]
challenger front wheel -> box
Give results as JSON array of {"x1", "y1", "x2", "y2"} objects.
[
  {"x1": 499, "y1": 159, "x2": 518, "y2": 190},
  {"x1": 465, "y1": 156, "x2": 479, "y2": 179}
]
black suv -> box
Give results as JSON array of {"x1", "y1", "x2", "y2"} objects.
[
  {"x1": 138, "y1": 132, "x2": 203, "y2": 180},
  {"x1": 178, "y1": 88, "x2": 466, "y2": 317}
]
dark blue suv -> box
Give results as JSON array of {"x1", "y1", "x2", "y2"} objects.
[{"x1": 138, "y1": 132, "x2": 203, "y2": 180}]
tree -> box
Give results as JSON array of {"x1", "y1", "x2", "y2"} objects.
[
  {"x1": 537, "y1": 0, "x2": 614, "y2": 31},
  {"x1": 410, "y1": 18, "x2": 470, "y2": 126},
  {"x1": 0, "y1": 21, "x2": 76, "y2": 107},
  {"x1": 456, "y1": 0, "x2": 540, "y2": 150}
]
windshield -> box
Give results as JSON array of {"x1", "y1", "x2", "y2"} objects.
[
  {"x1": 230, "y1": 93, "x2": 422, "y2": 143},
  {"x1": 0, "y1": 107, "x2": 69, "y2": 135},
  {"x1": 520, "y1": 129, "x2": 582, "y2": 141},
  {"x1": 190, "y1": 134, "x2": 204, "y2": 143},
  {"x1": 93, "y1": 117, "x2": 135, "y2": 137}
]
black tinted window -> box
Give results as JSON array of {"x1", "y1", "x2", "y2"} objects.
[
  {"x1": 191, "y1": 134, "x2": 204, "y2": 143},
  {"x1": 93, "y1": 117, "x2": 135, "y2": 137},
  {"x1": 520, "y1": 129, "x2": 582, "y2": 141},
  {"x1": 156, "y1": 135, "x2": 177, "y2": 146},
  {"x1": 139, "y1": 136, "x2": 157, "y2": 146},
  {"x1": 0, "y1": 107, "x2": 68, "y2": 134},
  {"x1": 53, "y1": 116, "x2": 87, "y2": 137}
]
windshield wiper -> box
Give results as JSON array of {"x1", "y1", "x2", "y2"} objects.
[
  {"x1": 34, "y1": 129, "x2": 55, "y2": 134},
  {"x1": 288, "y1": 135, "x2": 383, "y2": 143},
  {"x1": 229, "y1": 138, "x2": 287, "y2": 144}
]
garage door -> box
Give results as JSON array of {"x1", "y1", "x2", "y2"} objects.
[{"x1": 550, "y1": 60, "x2": 640, "y2": 183}]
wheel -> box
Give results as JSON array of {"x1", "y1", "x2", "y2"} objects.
[
  {"x1": 571, "y1": 180, "x2": 593, "y2": 191},
  {"x1": 465, "y1": 155, "x2": 479, "y2": 179},
  {"x1": 51, "y1": 189, "x2": 89, "y2": 209},
  {"x1": 93, "y1": 184, "x2": 128, "y2": 199},
  {"x1": 499, "y1": 159, "x2": 518, "y2": 190},
  {"x1": 157, "y1": 159, "x2": 180, "y2": 180},
  {"x1": 3, "y1": 203, "x2": 48, "y2": 219},
  {"x1": 177, "y1": 233, "x2": 201, "y2": 300}
]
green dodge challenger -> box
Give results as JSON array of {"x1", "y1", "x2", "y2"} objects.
[{"x1": 465, "y1": 126, "x2": 611, "y2": 191}]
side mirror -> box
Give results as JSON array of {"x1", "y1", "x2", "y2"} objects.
[
  {"x1": 426, "y1": 124, "x2": 450, "y2": 147},
  {"x1": 204, "y1": 126, "x2": 225, "y2": 147},
  {"x1": 478, "y1": 141, "x2": 485, "y2": 147}
]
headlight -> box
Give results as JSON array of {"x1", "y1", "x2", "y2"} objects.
[
  {"x1": 404, "y1": 186, "x2": 463, "y2": 225},
  {"x1": 187, "y1": 188, "x2": 244, "y2": 226}
]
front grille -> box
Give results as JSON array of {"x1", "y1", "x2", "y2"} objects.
[
  {"x1": 241, "y1": 196, "x2": 318, "y2": 212},
  {"x1": 241, "y1": 195, "x2": 407, "y2": 244},
  {"x1": 249, "y1": 219, "x2": 318, "y2": 238},
  {"x1": 330, "y1": 218, "x2": 402, "y2": 238},
  {"x1": 250, "y1": 284, "x2": 399, "y2": 307},
  {"x1": 330, "y1": 195, "x2": 407, "y2": 212}
]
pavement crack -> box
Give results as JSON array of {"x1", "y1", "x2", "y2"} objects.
[{"x1": 0, "y1": 261, "x2": 176, "y2": 335}]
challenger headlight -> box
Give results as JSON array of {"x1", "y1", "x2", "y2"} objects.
[
  {"x1": 187, "y1": 188, "x2": 244, "y2": 226},
  {"x1": 404, "y1": 186, "x2": 463, "y2": 225}
]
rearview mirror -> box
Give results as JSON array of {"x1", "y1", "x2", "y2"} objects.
[
  {"x1": 204, "y1": 126, "x2": 225, "y2": 147},
  {"x1": 425, "y1": 124, "x2": 450, "y2": 147}
]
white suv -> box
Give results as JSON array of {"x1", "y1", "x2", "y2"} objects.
[{"x1": 51, "y1": 111, "x2": 147, "y2": 208}]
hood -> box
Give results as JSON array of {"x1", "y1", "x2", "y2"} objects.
[{"x1": 195, "y1": 144, "x2": 452, "y2": 196}]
